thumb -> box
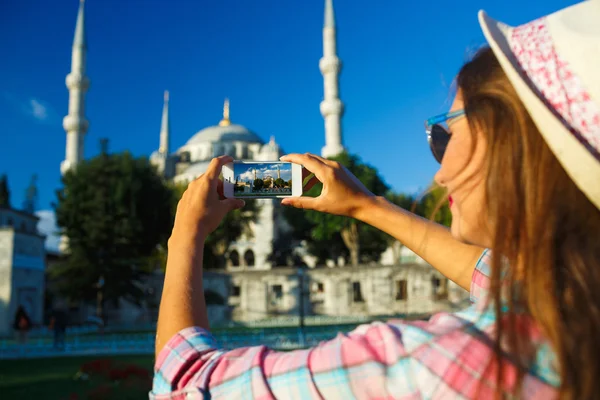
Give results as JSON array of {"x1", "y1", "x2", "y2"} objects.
[
  {"x1": 281, "y1": 197, "x2": 318, "y2": 210},
  {"x1": 222, "y1": 198, "x2": 245, "y2": 212}
]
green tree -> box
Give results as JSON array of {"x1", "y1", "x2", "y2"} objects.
[
  {"x1": 274, "y1": 178, "x2": 286, "y2": 188},
  {"x1": 0, "y1": 174, "x2": 10, "y2": 208},
  {"x1": 253, "y1": 178, "x2": 264, "y2": 191},
  {"x1": 415, "y1": 184, "x2": 452, "y2": 227},
  {"x1": 286, "y1": 152, "x2": 390, "y2": 266},
  {"x1": 53, "y1": 150, "x2": 175, "y2": 320}
]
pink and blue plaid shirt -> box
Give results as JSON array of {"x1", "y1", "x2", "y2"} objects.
[{"x1": 151, "y1": 250, "x2": 559, "y2": 399}]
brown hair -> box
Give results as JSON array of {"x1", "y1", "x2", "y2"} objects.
[{"x1": 456, "y1": 47, "x2": 600, "y2": 399}]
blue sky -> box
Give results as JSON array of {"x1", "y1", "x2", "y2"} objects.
[{"x1": 0, "y1": 0, "x2": 578, "y2": 213}]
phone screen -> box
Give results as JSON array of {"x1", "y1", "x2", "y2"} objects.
[{"x1": 230, "y1": 162, "x2": 294, "y2": 197}]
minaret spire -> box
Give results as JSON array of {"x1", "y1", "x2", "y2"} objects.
[
  {"x1": 61, "y1": 0, "x2": 90, "y2": 175},
  {"x1": 219, "y1": 98, "x2": 231, "y2": 126},
  {"x1": 150, "y1": 90, "x2": 175, "y2": 179},
  {"x1": 320, "y1": 0, "x2": 345, "y2": 158},
  {"x1": 159, "y1": 90, "x2": 170, "y2": 154},
  {"x1": 324, "y1": 0, "x2": 335, "y2": 28}
]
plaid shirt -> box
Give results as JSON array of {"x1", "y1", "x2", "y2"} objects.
[{"x1": 151, "y1": 250, "x2": 559, "y2": 399}]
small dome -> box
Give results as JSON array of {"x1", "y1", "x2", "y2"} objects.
[
  {"x1": 186, "y1": 124, "x2": 263, "y2": 145},
  {"x1": 173, "y1": 161, "x2": 213, "y2": 183}
]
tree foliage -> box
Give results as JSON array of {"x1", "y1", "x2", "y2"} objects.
[
  {"x1": 0, "y1": 174, "x2": 10, "y2": 208},
  {"x1": 274, "y1": 178, "x2": 286, "y2": 188},
  {"x1": 52, "y1": 151, "x2": 176, "y2": 314},
  {"x1": 284, "y1": 152, "x2": 390, "y2": 266},
  {"x1": 410, "y1": 185, "x2": 452, "y2": 227},
  {"x1": 253, "y1": 178, "x2": 264, "y2": 191}
]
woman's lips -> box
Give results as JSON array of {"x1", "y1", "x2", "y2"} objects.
[{"x1": 449, "y1": 196, "x2": 454, "y2": 207}]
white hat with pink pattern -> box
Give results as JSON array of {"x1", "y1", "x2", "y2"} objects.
[{"x1": 479, "y1": 0, "x2": 600, "y2": 209}]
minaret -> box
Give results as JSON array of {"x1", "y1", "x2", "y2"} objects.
[
  {"x1": 277, "y1": 165, "x2": 281, "y2": 179},
  {"x1": 159, "y1": 91, "x2": 170, "y2": 155},
  {"x1": 61, "y1": 0, "x2": 90, "y2": 175},
  {"x1": 320, "y1": 0, "x2": 345, "y2": 158}
]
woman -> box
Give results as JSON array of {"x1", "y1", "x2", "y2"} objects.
[{"x1": 152, "y1": 2, "x2": 600, "y2": 399}]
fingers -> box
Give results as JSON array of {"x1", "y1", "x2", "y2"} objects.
[
  {"x1": 205, "y1": 155, "x2": 234, "y2": 182},
  {"x1": 281, "y1": 196, "x2": 318, "y2": 210},
  {"x1": 280, "y1": 153, "x2": 327, "y2": 180},
  {"x1": 307, "y1": 153, "x2": 339, "y2": 167}
]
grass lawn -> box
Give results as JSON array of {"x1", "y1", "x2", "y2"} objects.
[{"x1": 0, "y1": 355, "x2": 154, "y2": 400}]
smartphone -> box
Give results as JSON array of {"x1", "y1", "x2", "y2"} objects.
[{"x1": 222, "y1": 161, "x2": 302, "y2": 198}]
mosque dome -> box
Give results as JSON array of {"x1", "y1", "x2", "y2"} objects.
[
  {"x1": 186, "y1": 123, "x2": 263, "y2": 145},
  {"x1": 185, "y1": 99, "x2": 264, "y2": 146}
]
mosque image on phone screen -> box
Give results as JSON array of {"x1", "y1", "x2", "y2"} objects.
[{"x1": 230, "y1": 163, "x2": 293, "y2": 196}]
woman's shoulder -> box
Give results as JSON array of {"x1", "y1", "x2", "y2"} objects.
[{"x1": 383, "y1": 304, "x2": 560, "y2": 395}]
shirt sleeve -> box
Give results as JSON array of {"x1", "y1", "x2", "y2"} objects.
[{"x1": 470, "y1": 248, "x2": 492, "y2": 304}]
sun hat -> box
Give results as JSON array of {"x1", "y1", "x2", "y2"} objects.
[{"x1": 478, "y1": 0, "x2": 600, "y2": 210}]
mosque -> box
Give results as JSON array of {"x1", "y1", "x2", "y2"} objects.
[{"x1": 54, "y1": 0, "x2": 469, "y2": 325}]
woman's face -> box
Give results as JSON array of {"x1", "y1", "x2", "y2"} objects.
[{"x1": 434, "y1": 93, "x2": 491, "y2": 247}]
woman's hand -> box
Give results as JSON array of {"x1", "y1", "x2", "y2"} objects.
[
  {"x1": 169, "y1": 155, "x2": 245, "y2": 247},
  {"x1": 280, "y1": 153, "x2": 375, "y2": 218}
]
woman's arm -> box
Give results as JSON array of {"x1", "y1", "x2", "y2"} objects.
[
  {"x1": 155, "y1": 236, "x2": 208, "y2": 357},
  {"x1": 356, "y1": 196, "x2": 483, "y2": 290},
  {"x1": 281, "y1": 153, "x2": 484, "y2": 291}
]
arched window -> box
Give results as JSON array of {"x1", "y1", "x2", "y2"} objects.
[
  {"x1": 229, "y1": 250, "x2": 240, "y2": 267},
  {"x1": 352, "y1": 281, "x2": 364, "y2": 302},
  {"x1": 225, "y1": 144, "x2": 235, "y2": 157},
  {"x1": 395, "y1": 279, "x2": 408, "y2": 301},
  {"x1": 244, "y1": 249, "x2": 255, "y2": 267}
]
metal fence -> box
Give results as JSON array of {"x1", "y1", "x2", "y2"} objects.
[
  {"x1": 0, "y1": 326, "x2": 346, "y2": 360},
  {"x1": 5, "y1": 314, "x2": 399, "y2": 340}
]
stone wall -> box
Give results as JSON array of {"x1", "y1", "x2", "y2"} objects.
[
  {"x1": 224, "y1": 264, "x2": 469, "y2": 322},
  {"x1": 0, "y1": 230, "x2": 14, "y2": 335}
]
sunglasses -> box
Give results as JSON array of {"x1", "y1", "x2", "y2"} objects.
[{"x1": 424, "y1": 109, "x2": 466, "y2": 163}]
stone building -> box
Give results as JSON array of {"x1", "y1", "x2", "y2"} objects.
[{"x1": 0, "y1": 208, "x2": 46, "y2": 335}]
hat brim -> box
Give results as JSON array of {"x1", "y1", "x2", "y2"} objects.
[{"x1": 478, "y1": 11, "x2": 600, "y2": 210}]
